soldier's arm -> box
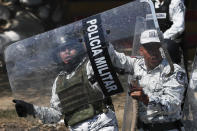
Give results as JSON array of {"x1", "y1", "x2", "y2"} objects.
[
  {"x1": 108, "y1": 44, "x2": 136, "y2": 73},
  {"x1": 146, "y1": 65, "x2": 186, "y2": 116},
  {"x1": 163, "y1": 0, "x2": 185, "y2": 40},
  {"x1": 33, "y1": 77, "x2": 62, "y2": 124}
]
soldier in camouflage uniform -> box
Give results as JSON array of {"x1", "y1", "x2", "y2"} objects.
[
  {"x1": 108, "y1": 29, "x2": 187, "y2": 131},
  {"x1": 13, "y1": 41, "x2": 119, "y2": 131}
]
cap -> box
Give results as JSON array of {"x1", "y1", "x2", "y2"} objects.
[{"x1": 140, "y1": 29, "x2": 160, "y2": 45}]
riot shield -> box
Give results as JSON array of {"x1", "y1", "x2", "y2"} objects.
[
  {"x1": 122, "y1": 16, "x2": 158, "y2": 131},
  {"x1": 182, "y1": 50, "x2": 197, "y2": 130},
  {"x1": 5, "y1": 0, "x2": 159, "y2": 109},
  {"x1": 122, "y1": 0, "x2": 176, "y2": 129},
  {"x1": 122, "y1": 16, "x2": 146, "y2": 131}
]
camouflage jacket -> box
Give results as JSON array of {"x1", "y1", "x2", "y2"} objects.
[{"x1": 108, "y1": 44, "x2": 187, "y2": 123}]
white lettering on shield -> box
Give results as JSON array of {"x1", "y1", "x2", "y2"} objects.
[
  {"x1": 86, "y1": 19, "x2": 117, "y2": 93},
  {"x1": 95, "y1": 57, "x2": 117, "y2": 93},
  {"x1": 86, "y1": 19, "x2": 102, "y2": 57}
]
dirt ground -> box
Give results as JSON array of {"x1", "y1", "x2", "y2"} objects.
[{"x1": 0, "y1": 68, "x2": 126, "y2": 131}]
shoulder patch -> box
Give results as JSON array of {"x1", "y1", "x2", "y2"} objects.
[{"x1": 176, "y1": 71, "x2": 186, "y2": 85}]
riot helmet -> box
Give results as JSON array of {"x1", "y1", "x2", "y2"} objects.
[{"x1": 53, "y1": 39, "x2": 87, "y2": 73}]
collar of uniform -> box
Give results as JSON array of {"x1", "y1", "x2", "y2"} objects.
[
  {"x1": 138, "y1": 58, "x2": 147, "y2": 71},
  {"x1": 59, "y1": 71, "x2": 67, "y2": 76},
  {"x1": 154, "y1": 0, "x2": 164, "y2": 8},
  {"x1": 58, "y1": 70, "x2": 75, "y2": 79},
  {"x1": 149, "y1": 59, "x2": 168, "y2": 74},
  {"x1": 139, "y1": 59, "x2": 168, "y2": 74}
]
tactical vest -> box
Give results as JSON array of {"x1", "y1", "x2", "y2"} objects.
[
  {"x1": 153, "y1": 0, "x2": 173, "y2": 33},
  {"x1": 56, "y1": 63, "x2": 114, "y2": 126}
]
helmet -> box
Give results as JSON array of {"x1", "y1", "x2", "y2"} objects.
[{"x1": 52, "y1": 39, "x2": 86, "y2": 73}]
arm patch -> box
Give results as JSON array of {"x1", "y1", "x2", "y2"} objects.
[{"x1": 176, "y1": 71, "x2": 186, "y2": 85}]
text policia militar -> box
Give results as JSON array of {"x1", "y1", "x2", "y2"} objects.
[
  {"x1": 82, "y1": 15, "x2": 123, "y2": 96},
  {"x1": 86, "y1": 19, "x2": 118, "y2": 93}
]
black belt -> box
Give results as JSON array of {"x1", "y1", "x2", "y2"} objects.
[{"x1": 141, "y1": 120, "x2": 183, "y2": 131}]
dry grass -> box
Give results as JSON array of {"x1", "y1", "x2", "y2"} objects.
[
  {"x1": 0, "y1": 109, "x2": 68, "y2": 131},
  {"x1": 0, "y1": 110, "x2": 17, "y2": 119}
]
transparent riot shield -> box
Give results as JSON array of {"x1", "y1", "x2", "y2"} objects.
[
  {"x1": 122, "y1": 15, "x2": 160, "y2": 131},
  {"x1": 122, "y1": 0, "x2": 177, "y2": 130},
  {"x1": 182, "y1": 50, "x2": 197, "y2": 130},
  {"x1": 5, "y1": 0, "x2": 159, "y2": 110},
  {"x1": 122, "y1": 16, "x2": 145, "y2": 131}
]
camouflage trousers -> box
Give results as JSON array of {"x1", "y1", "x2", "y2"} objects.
[{"x1": 69, "y1": 109, "x2": 118, "y2": 131}]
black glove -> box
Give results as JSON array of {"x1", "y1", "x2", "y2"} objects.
[{"x1": 13, "y1": 99, "x2": 35, "y2": 117}]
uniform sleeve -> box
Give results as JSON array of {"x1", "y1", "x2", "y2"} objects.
[
  {"x1": 33, "y1": 77, "x2": 62, "y2": 124},
  {"x1": 108, "y1": 44, "x2": 136, "y2": 73},
  {"x1": 147, "y1": 67, "x2": 186, "y2": 116},
  {"x1": 163, "y1": 0, "x2": 185, "y2": 40},
  {"x1": 189, "y1": 70, "x2": 197, "y2": 89}
]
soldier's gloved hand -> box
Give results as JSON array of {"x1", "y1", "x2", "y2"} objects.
[
  {"x1": 129, "y1": 87, "x2": 149, "y2": 105},
  {"x1": 13, "y1": 99, "x2": 35, "y2": 117}
]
